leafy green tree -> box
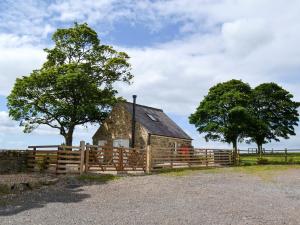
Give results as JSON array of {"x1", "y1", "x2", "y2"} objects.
[
  {"x1": 189, "y1": 79, "x2": 252, "y2": 153},
  {"x1": 7, "y1": 23, "x2": 132, "y2": 146},
  {"x1": 247, "y1": 83, "x2": 299, "y2": 153}
]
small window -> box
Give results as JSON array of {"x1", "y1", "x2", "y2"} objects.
[
  {"x1": 146, "y1": 113, "x2": 158, "y2": 121},
  {"x1": 113, "y1": 139, "x2": 130, "y2": 148},
  {"x1": 98, "y1": 140, "x2": 107, "y2": 147}
]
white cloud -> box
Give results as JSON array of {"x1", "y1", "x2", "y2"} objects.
[
  {"x1": 0, "y1": 35, "x2": 46, "y2": 95},
  {"x1": 0, "y1": 111, "x2": 19, "y2": 132},
  {"x1": 0, "y1": 110, "x2": 97, "y2": 148},
  {"x1": 222, "y1": 19, "x2": 273, "y2": 57},
  {"x1": 1, "y1": 0, "x2": 300, "y2": 148}
]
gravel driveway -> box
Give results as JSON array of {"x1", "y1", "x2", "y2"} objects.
[{"x1": 1, "y1": 168, "x2": 300, "y2": 225}]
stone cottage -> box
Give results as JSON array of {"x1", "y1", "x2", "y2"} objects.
[{"x1": 92, "y1": 101, "x2": 192, "y2": 152}]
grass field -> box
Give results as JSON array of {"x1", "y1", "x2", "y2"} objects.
[{"x1": 239, "y1": 153, "x2": 300, "y2": 165}]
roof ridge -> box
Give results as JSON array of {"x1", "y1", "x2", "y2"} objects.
[{"x1": 124, "y1": 102, "x2": 163, "y2": 112}]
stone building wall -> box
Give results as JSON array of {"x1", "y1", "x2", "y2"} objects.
[
  {"x1": 150, "y1": 135, "x2": 192, "y2": 149},
  {"x1": 150, "y1": 135, "x2": 192, "y2": 156},
  {"x1": 0, "y1": 150, "x2": 28, "y2": 173},
  {"x1": 92, "y1": 104, "x2": 149, "y2": 149}
]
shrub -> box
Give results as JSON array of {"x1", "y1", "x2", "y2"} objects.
[
  {"x1": 257, "y1": 158, "x2": 269, "y2": 165},
  {"x1": 37, "y1": 157, "x2": 48, "y2": 172}
]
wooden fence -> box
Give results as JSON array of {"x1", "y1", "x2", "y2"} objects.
[
  {"x1": 27, "y1": 144, "x2": 83, "y2": 174},
  {"x1": 1, "y1": 143, "x2": 236, "y2": 175},
  {"x1": 150, "y1": 147, "x2": 233, "y2": 171}
]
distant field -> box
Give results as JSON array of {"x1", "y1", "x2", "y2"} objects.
[{"x1": 240, "y1": 153, "x2": 300, "y2": 165}]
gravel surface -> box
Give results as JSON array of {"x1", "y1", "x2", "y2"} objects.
[{"x1": 0, "y1": 168, "x2": 300, "y2": 225}]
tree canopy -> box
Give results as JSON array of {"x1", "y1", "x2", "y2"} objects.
[
  {"x1": 189, "y1": 80, "x2": 299, "y2": 151},
  {"x1": 189, "y1": 79, "x2": 252, "y2": 151},
  {"x1": 7, "y1": 23, "x2": 133, "y2": 145},
  {"x1": 247, "y1": 83, "x2": 300, "y2": 152}
]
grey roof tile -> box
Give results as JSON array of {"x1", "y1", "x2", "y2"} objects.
[{"x1": 123, "y1": 102, "x2": 192, "y2": 140}]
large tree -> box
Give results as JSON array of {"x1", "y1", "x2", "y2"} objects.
[
  {"x1": 189, "y1": 79, "x2": 252, "y2": 153},
  {"x1": 7, "y1": 23, "x2": 132, "y2": 145},
  {"x1": 247, "y1": 83, "x2": 299, "y2": 152}
]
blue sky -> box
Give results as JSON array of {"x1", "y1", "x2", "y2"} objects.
[{"x1": 0, "y1": 0, "x2": 300, "y2": 149}]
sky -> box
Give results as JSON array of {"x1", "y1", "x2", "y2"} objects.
[{"x1": 0, "y1": 0, "x2": 300, "y2": 149}]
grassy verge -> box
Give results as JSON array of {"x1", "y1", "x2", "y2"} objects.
[
  {"x1": 158, "y1": 167, "x2": 220, "y2": 177},
  {"x1": 77, "y1": 174, "x2": 120, "y2": 183},
  {"x1": 159, "y1": 164, "x2": 300, "y2": 181}
]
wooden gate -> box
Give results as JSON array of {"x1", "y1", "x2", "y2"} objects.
[
  {"x1": 85, "y1": 145, "x2": 146, "y2": 172},
  {"x1": 27, "y1": 145, "x2": 83, "y2": 174}
]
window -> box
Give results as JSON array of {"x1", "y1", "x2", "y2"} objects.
[
  {"x1": 146, "y1": 113, "x2": 158, "y2": 121},
  {"x1": 113, "y1": 139, "x2": 130, "y2": 148},
  {"x1": 98, "y1": 140, "x2": 107, "y2": 147}
]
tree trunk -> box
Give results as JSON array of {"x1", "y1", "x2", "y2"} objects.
[
  {"x1": 232, "y1": 138, "x2": 238, "y2": 165},
  {"x1": 64, "y1": 126, "x2": 75, "y2": 146},
  {"x1": 257, "y1": 143, "x2": 263, "y2": 158}
]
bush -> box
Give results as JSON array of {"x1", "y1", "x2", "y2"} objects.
[
  {"x1": 257, "y1": 158, "x2": 269, "y2": 165},
  {"x1": 37, "y1": 157, "x2": 48, "y2": 172}
]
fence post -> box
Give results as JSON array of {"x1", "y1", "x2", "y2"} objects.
[
  {"x1": 285, "y1": 148, "x2": 287, "y2": 164},
  {"x1": 146, "y1": 145, "x2": 152, "y2": 173},
  {"x1": 79, "y1": 141, "x2": 85, "y2": 175},
  {"x1": 205, "y1": 149, "x2": 208, "y2": 167},
  {"x1": 118, "y1": 148, "x2": 124, "y2": 171},
  {"x1": 170, "y1": 149, "x2": 174, "y2": 168},
  {"x1": 85, "y1": 144, "x2": 90, "y2": 173},
  {"x1": 56, "y1": 146, "x2": 61, "y2": 174}
]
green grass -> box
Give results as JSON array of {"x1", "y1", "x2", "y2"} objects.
[
  {"x1": 159, "y1": 167, "x2": 223, "y2": 177},
  {"x1": 227, "y1": 164, "x2": 300, "y2": 181},
  {"x1": 240, "y1": 153, "x2": 300, "y2": 165},
  {"x1": 159, "y1": 164, "x2": 300, "y2": 181},
  {"x1": 77, "y1": 174, "x2": 120, "y2": 182}
]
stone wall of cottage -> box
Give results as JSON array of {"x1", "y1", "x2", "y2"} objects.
[
  {"x1": 92, "y1": 104, "x2": 149, "y2": 149},
  {"x1": 150, "y1": 135, "x2": 192, "y2": 156}
]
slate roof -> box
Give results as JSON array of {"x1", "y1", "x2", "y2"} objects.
[{"x1": 123, "y1": 102, "x2": 192, "y2": 140}]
